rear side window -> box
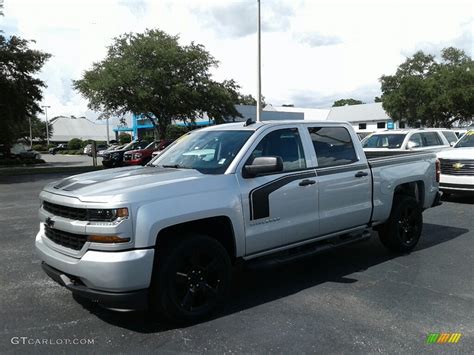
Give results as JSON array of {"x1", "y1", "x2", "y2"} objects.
[
  {"x1": 441, "y1": 131, "x2": 458, "y2": 144},
  {"x1": 421, "y1": 132, "x2": 443, "y2": 146},
  {"x1": 308, "y1": 127, "x2": 358, "y2": 168},
  {"x1": 249, "y1": 128, "x2": 306, "y2": 172}
]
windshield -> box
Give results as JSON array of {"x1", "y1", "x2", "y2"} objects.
[
  {"x1": 152, "y1": 130, "x2": 253, "y2": 174},
  {"x1": 145, "y1": 141, "x2": 156, "y2": 150},
  {"x1": 455, "y1": 131, "x2": 474, "y2": 148},
  {"x1": 362, "y1": 134, "x2": 407, "y2": 149}
]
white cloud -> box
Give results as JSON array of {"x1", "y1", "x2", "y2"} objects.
[{"x1": 1, "y1": 0, "x2": 472, "y2": 119}]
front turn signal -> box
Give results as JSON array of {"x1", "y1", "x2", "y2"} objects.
[{"x1": 87, "y1": 235, "x2": 130, "y2": 243}]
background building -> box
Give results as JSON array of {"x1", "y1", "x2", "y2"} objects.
[
  {"x1": 49, "y1": 116, "x2": 116, "y2": 143},
  {"x1": 326, "y1": 103, "x2": 405, "y2": 132}
]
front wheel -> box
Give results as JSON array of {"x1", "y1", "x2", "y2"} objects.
[
  {"x1": 150, "y1": 234, "x2": 231, "y2": 323},
  {"x1": 378, "y1": 195, "x2": 423, "y2": 253}
]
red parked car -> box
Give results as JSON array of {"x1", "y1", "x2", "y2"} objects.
[{"x1": 123, "y1": 140, "x2": 174, "y2": 166}]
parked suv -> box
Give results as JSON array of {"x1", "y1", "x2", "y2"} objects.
[
  {"x1": 362, "y1": 129, "x2": 455, "y2": 158},
  {"x1": 123, "y1": 140, "x2": 174, "y2": 166},
  {"x1": 102, "y1": 141, "x2": 149, "y2": 168}
]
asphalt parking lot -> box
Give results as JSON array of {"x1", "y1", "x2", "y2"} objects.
[{"x1": 0, "y1": 173, "x2": 473, "y2": 353}]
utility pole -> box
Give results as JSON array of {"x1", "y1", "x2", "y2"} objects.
[
  {"x1": 256, "y1": 0, "x2": 262, "y2": 122},
  {"x1": 28, "y1": 116, "x2": 33, "y2": 149},
  {"x1": 106, "y1": 117, "x2": 110, "y2": 145},
  {"x1": 41, "y1": 105, "x2": 51, "y2": 146}
]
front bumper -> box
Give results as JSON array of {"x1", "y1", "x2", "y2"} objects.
[
  {"x1": 36, "y1": 232, "x2": 154, "y2": 292},
  {"x1": 102, "y1": 159, "x2": 122, "y2": 168},
  {"x1": 439, "y1": 174, "x2": 474, "y2": 193},
  {"x1": 42, "y1": 262, "x2": 149, "y2": 310}
]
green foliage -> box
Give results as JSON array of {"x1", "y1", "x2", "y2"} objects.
[
  {"x1": 374, "y1": 96, "x2": 382, "y2": 103},
  {"x1": 81, "y1": 139, "x2": 93, "y2": 148},
  {"x1": 67, "y1": 138, "x2": 82, "y2": 150},
  {"x1": 380, "y1": 47, "x2": 474, "y2": 128},
  {"x1": 332, "y1": 99, "x2": 365, "y2": 107},
  {"x1": 165, "y1": 125, "x2": 189, "y2": 140},
  {"x1": 74, "y1": 29, "x2": 242, "y2": 138},
  {"x1": 119, "y1": 133, "x2": 132, "y2": 144},
  {"x1": 32, "y1": 144, "x2": 47, "y2": 151},
  {"x1": 0, "y1": 34, "x2": 51, "y2": 156}
]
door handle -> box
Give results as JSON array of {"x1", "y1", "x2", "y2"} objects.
[
  {"x1": 299, "y1": 179, "x2": 316, "y2": 186},
  {"x1": 354, "y1": 171, "x2": 369, "y2": 178}
]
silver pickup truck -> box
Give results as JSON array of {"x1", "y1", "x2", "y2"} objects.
[{"x1": 36, "y1": 120, "x2": 441, "y2": 322}]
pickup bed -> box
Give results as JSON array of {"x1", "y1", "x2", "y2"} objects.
[{"x1": 35, "y1": 120, "x2": 441, "y2": 322}]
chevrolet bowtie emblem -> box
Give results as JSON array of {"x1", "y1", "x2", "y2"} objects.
[
  {"x1": 45, "y1": 217, "x2": 55, "y2": 228},
  {"x1": 452, "y1": 162, "x2": 464, "y2": 170}
]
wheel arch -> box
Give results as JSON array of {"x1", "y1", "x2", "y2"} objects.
[{"x1": 155, "y1": 216, "x2": 238, "y2": 263}]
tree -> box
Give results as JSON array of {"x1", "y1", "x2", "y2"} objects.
[
  {"x1": 332, "y1": 98, "x2": 364, "y2": 107},
  {"x1": 380, "y1": 47, "x2": 474, "y2": 128},
  {"x1": 0, "y1": 35, "x2": 51, "y2": 156},
  {"x1": 74, "y1": 29, "x2": 242, "y2": 139},
  {"x1": 119, "y1": 133, "x2": 132, "y2": 145},
  {"x1": 17, "y1": 116, "x2": 53, "y2": 145},
  {"x1": 374, "y1": 96, "x2": 382, "y2": 103}
]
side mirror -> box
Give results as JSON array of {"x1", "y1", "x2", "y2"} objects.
[
  {"x1": 407, "y1": 141, "x2": 420, "y2": 149},
  {"x1": 243, "y1": 156, "x2": 283, "y2": 178}
]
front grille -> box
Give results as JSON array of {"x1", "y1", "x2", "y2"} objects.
[
  {"x1": 43, "y1": 201, "x2": 88, "y2": 221},
  {"x1": 42, "y1": 201, "x2": 118, "y2": 222},
  {"x1": 439, "y1": 159, "x2": 474, "y2": 176},
  {"x1": 44, "y1": 225, "x2": 87, "y2": 250}
]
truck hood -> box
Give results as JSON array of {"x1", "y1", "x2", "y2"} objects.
[
  {"x1": 43, "y1": 166, "x2": 223, "y2": 203},
  {"x1": 437, "y1": 147, "x2": 474, "y2": 160}
]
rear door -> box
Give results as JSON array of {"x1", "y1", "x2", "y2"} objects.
[
  {"x1": 237, "y1": 125, "x2": 319, "y2": 255},
  {"x1": 306, "y1": 125, "x2": 372, "y2": 235}
]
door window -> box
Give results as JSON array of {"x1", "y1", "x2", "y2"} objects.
[
  {"x1": 308, "y1": 127, "x2": 358, "y2": 168},
  {"x1": 248, "y1": 128, "x2": 306, "y2": 172},
  {"x1": 421, "y1": 132, "x2": 443, "y2": 146},
  {"x1": 441, "y1": 131, "x2": 458, "y2": 144},
  {"x1": 408, "y1": 133, "x2": 423, "y2": 148}
]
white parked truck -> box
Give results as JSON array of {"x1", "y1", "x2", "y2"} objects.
[{"x1": 36, "y1": 120, "x2": 442, "y2": 322}]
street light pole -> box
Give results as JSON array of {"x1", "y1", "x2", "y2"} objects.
[
  {"x1": 256, "y1": 0, "x2": 262, "y2": 122},
  {"x1": 41, "y1": 105, "x2": 51, "y2": 146}
]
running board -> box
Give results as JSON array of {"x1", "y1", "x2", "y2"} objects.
[{"x1": 246, "y1": 230, "x2": 372, "y2": 269}]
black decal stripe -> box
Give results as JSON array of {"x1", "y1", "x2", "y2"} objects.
[
  {"x1": 249, "y1": 171, "x2": 316, "y2": 220},
  {"x1": 316, "y1": 164, "x2": 368, "y2": 176}
]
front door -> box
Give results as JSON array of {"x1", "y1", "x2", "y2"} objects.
[{"x1": 237, "y1": 127, "x2": 319, "y2": 255}]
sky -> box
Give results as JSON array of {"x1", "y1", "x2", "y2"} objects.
[{"x1": 1, "y1": 0, "x2": 473, "y2": 121}]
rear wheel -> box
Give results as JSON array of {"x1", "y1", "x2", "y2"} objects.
[
  {"x1": 378, "y1": 195, "x2": 422, "y2": 253},
  {"x1": 150, "y1": 234, "x2": 231, "y2": 323}
]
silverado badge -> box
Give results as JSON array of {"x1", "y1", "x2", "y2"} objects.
[{"x1": 452, "y1": 162, "x2": 464, "y2": 170}]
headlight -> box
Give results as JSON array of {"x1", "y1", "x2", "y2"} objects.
[
  {"x1": 88, "y1": 208, "x2": 129, "y2": 222},
  {"x1": 111, "y1": 152, "x2": 121, "y2": 159},
  {"x1": 133, "y1": 153, "x2": 143, "y2": 159}
]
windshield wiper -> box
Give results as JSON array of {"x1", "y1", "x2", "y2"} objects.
[{"x1": 161, "y1": 164, "x2": 190, "y2": 169}]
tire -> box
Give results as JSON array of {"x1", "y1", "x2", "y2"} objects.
[
  {"x1": 378, "y1": 195, "x2": 423, "y2": 253},
  {"x1": 150, "y1": 234, "x2": 231, "y2": 323}
]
